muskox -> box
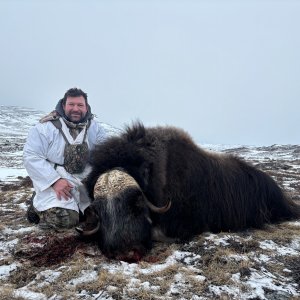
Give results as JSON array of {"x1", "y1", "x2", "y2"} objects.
[
  {"x1": 77, "y1": 168, "x2": 170, "y2": 259},
  {"x1": 80, "y1": 122, "x2": 300, "y2": 258}
]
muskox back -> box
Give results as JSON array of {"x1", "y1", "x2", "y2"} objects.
[{"x1": 86, "y1": 122, "x2": 300, "y2": 243}]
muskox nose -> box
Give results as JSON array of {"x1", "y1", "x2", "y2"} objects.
[
  {"x1": 114, "y1": 249, "x2": 145, "y2": 263},
  {"x1": 104, "y1": 240, "x2": 151, "y2": 262}
]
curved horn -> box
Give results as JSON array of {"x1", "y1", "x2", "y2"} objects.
[
  {"x1": 144, "y1": 196, "x2": 171, "y2": 213},
  {"x1": 75, "y1": 222, "x2": 100, "y2": 236}
]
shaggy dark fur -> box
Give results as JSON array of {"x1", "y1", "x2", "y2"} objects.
[
  {"x1": 90, "y1": 186, "x2": 152, "y2": 259},
  {"x1": 86, "y1": 122, "x2": 300, "y2": 243}
]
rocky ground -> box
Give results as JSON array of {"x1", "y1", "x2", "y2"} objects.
[{"x1": 0, "y1": 106, "x2": 299, "y2": 300}]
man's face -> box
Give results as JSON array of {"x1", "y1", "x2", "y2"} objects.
[{"x1": 63, "y1": 96, "x2": 88, "y2": 123}]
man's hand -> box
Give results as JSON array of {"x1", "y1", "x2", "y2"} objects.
[{"x1": 52, "y1": 179, "x2": 74, "y2": 200}]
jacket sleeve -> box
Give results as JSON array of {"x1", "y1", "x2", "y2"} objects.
[{"x1": 23, "y1": 124, "x2": 61, "y2": 191}]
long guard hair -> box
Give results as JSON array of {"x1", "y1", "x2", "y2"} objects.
[{"x1": 86, "y1": 122, "x2": 300, "y2": 241}]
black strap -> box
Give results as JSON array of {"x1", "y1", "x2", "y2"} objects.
[
  {"x1": 50, "y1": 117, "x2": 62, "y2": 129},
  {"x1": 50, "y1": 118, "x2": 69, "y2": 144}
]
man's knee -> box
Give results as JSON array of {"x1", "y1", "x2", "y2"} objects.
[{"x1": 38, "y1": 207, "x2": 79, "y2": 230}]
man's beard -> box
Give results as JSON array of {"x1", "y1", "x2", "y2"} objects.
[{"x1": 65, "y1": 111, "x2": 86, "y2": 123}]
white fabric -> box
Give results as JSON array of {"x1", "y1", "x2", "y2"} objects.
[{"x1": 23, "y1": 118, "x2": 108, "y2": 213}]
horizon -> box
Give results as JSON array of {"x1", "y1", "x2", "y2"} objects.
[{"x1": 1, "y1": 104, "x2": 298, "y2": 147}]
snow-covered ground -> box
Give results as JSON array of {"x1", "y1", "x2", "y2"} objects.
[{"x1": 0, "y1": 106, "x2": 299, "y2": 299}]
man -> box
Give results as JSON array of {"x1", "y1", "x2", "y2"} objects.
[{"x1": 23, "y1": 87, "x2": 108, "y2": 230}]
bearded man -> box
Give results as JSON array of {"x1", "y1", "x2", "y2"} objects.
[{"x1": 23, "y1": 87, "x2": 108, "y2": 230}]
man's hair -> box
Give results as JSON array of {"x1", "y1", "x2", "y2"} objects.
[{"x1": 62, "y1": 88, "x2": 88, "y2": 105}]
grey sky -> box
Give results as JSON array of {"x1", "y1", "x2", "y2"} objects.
[{"x1": 0, "y1": 0, "x2": 299, "y2": 145}]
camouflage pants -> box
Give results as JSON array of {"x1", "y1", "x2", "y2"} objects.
[{"x1": 37, "y1": 207, "x2": 79, "y2": 230}]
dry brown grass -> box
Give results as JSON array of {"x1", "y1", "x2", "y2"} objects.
[
  {"x1": 226, "y1": 236, "x2": 260, "y2": 253},
  {"x1": 0, "y1": 286, "x2": 24, "y2": 300},
  {"x1": 200, "y1": 249, "x2": 238, "y2": 286},
  {"x1": 252, "y1": 223, "x2": 300, "y2": 245},
  {"x1": 75, "y1": 269, "x2": 129, "y2": 299},
  {"x1": 283, "y1": 256, "x2": 300, "y2": 286},
  {"x1": 138, "y1": 264, "x2": 180, "y2": 294},
  {"x1": 8, "y1": 265, "x2": 38, "y2": 288},
  {"x1": 56, "y1": 255, "x2": 93, "y2": 283}
]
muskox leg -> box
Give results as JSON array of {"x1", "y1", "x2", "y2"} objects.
[{"x1": 152, "y1": 227, "x2": 178, "y2": 243}]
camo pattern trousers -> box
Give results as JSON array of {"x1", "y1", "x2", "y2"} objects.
[{"x1": 38, "y1": 208, "x2": 79, "y2": 230}]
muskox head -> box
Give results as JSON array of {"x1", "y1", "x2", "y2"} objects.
[{"x1": 77, "y1": 168, "x2": 170, "y2": 261}]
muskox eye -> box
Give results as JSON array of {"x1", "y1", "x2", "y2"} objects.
[
  {"x1": 135, "y1": 194, "x2": 146, "y2": 208},
  {"x1": 128, "y1": 192, "x2": 147, "y2": 216}
]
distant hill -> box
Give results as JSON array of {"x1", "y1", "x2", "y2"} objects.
[{"x1": 0, "y1": 105, "x2": 299, "y2": 183}]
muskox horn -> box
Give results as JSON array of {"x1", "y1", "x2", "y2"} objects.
[
  {"x1": 75, "y1": 206, "x2": 100, "y2": 236},
  {"x1": 75, "y1": 222, "x2": 100, "y2": 236},
  {"x1": 144, "y1": 195, "x2": 171, "y2": 213}
]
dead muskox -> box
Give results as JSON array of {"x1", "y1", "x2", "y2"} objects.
[
  {"x1": 80, "y1": 122, "x2": 300, "y2": 258},
  {"x1": 77, "y1": 168, "x2": 170, "y2": 260}
]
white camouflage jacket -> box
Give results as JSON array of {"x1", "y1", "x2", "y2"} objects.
[{"x1": 23, "y1": 118, "x2": 107, "y2": 213}]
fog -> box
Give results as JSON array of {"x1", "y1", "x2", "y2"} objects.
[{"x1": 1, "y1": 0, "x2": 299, "y2": 145}]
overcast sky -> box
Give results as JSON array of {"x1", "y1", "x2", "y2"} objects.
[{"x1": 0, "y1": 0, "x2": 299, "y2": 146}]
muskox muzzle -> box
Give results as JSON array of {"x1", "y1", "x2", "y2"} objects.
[{"x1": 76, "y1": 169, "x2": 171, "y2": 260}]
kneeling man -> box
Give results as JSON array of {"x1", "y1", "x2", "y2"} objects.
[{"x1": 23, "y1": 87, "x2": 108, "y2": 230}]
